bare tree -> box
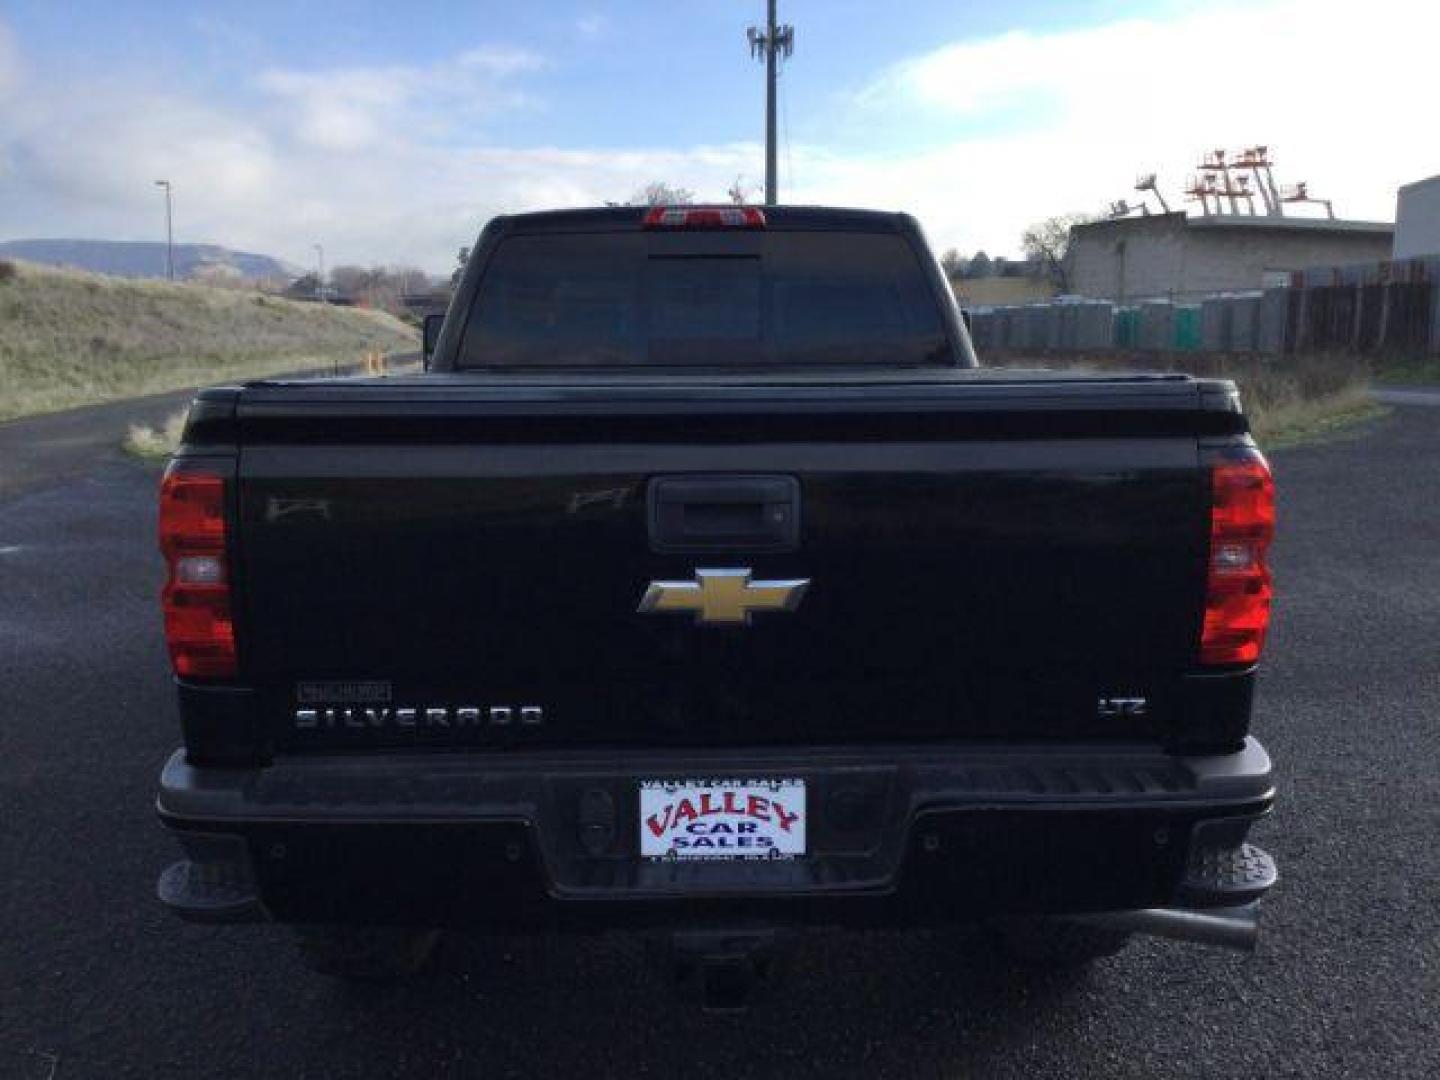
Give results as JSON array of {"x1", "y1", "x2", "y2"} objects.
[
  {"x1": 323, "y1": 264, "x2": 435, "y2": 314},
  {"x1": 628, "y1": 182, "x2": 695, "y2": 207},
  {"x1": 451, "y1": 247, "x2": 470, "y2": 289},
  {"x1": 389, "y1": 265, "x2": 430, "y2": 297},
  {"x1": 329, "y1": 264, "x2": 372, "y2": 298},
  {"x1": 939, "y1": 248, "x2": 965, "y2": 279},
  {"x1": 1021, "y1": 213, "x2": 1094, "y2": 292},
  {"x1": 727, "y1": 175, "x2": 760, "y2": 205}
]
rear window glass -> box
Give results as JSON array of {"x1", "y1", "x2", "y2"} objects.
[{"x1": 457, "y1": 231, "x2": 953, "y2": 368}]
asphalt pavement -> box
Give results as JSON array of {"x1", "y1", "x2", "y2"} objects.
[
  {"x1": 0, "y1": 353, "x2": 419, "y2": 500},
  {"x1": 0, "y1": 399, "x2": 1436, "y2": 1078},
  {"x1": 1373, "y1": 385, "x2": 1440, "y2": 407}
]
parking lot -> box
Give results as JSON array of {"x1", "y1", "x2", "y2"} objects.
[{"x1": 1, "y1": 400, "x2": 1436, "y2": 1079}]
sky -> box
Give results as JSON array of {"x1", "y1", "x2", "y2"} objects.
[{"x1": 0, "y1": 0, "x2": 1435, "y2": 276}]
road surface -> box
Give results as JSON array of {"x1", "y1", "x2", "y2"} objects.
[
  {"x1": 0, "y1": 353, "x2": 420, "y2": 500},
  {"x1": 1372, "y1": 385, "x2": 1440, "y2": 407}
]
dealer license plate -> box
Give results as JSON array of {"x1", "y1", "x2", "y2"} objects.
[{"x1": 639, "y1": 779, "x2": 807, "y2": 861}]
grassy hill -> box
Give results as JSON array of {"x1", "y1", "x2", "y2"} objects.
[{"x1": 0, "y1": 259, "x2": 418, "y2": 421}]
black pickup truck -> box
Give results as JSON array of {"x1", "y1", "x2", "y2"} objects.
[{"x1": 154, "y1": 205, "x2": 1277, "y2": 999}]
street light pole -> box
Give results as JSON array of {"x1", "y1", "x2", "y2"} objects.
[{"x1": 153, "y1": 180, "x2": 174, "y2": 280}]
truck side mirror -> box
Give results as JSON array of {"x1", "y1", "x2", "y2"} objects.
[{"x1": 422, "y1": 312, "x2": 445, "y2": 369}]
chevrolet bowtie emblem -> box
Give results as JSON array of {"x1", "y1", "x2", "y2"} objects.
[{"x1": 638, "y1": 568, "x2": 810, "y2": 626}]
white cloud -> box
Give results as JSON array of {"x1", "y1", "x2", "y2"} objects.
[
  {"x1": 0, "y1": 53, "x2": 756, "y2": 272},
  {"x1": 258, "y1": 67, "x2": 415, "y2": 152},
  {"x1": 458, "y1": 45, "x2": 547, "y2": 76},
  {"x1": 0, "y1": 27, "x2": 756, "y2": 273},
  {"x1": 841, "y1": 0, "x2": 1440, "y2": 254},
  {"x1": 1, "y1": 2, "x2": 1435, "y2": 274},
  {"x1": 6, "y1": 86, "x2": 276, "y2": 207},
  {"x1": 575, "y1": 13, "x2": 609, "y2": 39},
  {"x1": 257, "y1": 47, "x2": 544, "y2": 153}
]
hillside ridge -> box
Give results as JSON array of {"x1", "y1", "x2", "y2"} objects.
[
  {"x1": 0, "y1": 238, "x2": 298, "y2": 282},
  {"x1": 0, "y1": 259, "x2": 417, "y2": 421}
]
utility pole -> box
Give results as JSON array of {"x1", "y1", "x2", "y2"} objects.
[
  {"x1": 747, "y1": 1, "x2": 794, "y2": 206},
  {"x1": 154, "y1": 180, "x2": 174, "y2": 280}
]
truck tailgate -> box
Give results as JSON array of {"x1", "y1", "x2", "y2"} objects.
[{"x1": 230, "y1": 374, "x2": 1241, "y2": 750}]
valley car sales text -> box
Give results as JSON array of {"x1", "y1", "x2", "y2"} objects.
[{"x1": 645, "y1": 789, "x2": 802, "y2": 855}]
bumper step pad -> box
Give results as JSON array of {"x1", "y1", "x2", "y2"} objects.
[
  {"x1": 1178, "y1": 842, "x2": 1277, "y2": 906},
  {"x1": 156, "y1": 834, "x2": 264, "y2": 924}
]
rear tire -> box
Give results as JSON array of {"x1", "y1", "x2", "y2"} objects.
[
  {"x1": 293, "y1": 926, "x2": 441, "y2": 981},
  {"x1": 991, "y1": 918, "x2": 1133, "y2": 969}
]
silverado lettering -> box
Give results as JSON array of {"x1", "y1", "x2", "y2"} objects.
[{"x1": 293, "y1": 705, "x2": 544, "y2": 730}]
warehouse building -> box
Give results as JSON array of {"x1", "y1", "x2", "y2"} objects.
[{"x1": 1066, "y1": 212, "x2": 1394, "y2": 302}]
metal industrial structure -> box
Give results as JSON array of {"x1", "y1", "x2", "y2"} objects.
[
  {"x1": 1117, "y1": 147, "x2": 1337, "y2": 222},
  {"x1": 746, "y1": 1, "x2": 794, "y2": 206},
  {"x1": 1135, "y1": 173, "x2": 1171, "y2": 214}
]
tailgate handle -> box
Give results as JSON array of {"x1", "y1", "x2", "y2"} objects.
[{"x1": 647, "y1": 476, "x2": 800, "y2": 553}]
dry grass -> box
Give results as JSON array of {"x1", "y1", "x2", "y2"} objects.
[
  {"x1": 123, "y1": 408, "x2": 188, "y2": 459},
  {"x1": 1373, "y1": 356, "x2": 1440, "y2": 385},
  {"x1": 1252, "y1": 392, "x2": 1387, "y2": 448},
  {"x1": 988, "y1": 351, "x2": 1382, "y2": 447},
  {"x1": 0, "y1": 259, "x2": 418, "y2": 421}
]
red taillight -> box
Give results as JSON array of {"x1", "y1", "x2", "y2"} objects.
[
  {"x1": 1200, "y1": 449, "x2": 1275, "y2": 666},
  {"x1": 159, "y1": 463, "x2": 236, "y2": 679},
  {"x1": 642, "y1": 206, "x2": 767, "y2": 229}
]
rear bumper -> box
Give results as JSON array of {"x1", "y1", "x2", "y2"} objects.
[{"x1": 155, "y1": 738, "x2": 1277, "y2": 931}]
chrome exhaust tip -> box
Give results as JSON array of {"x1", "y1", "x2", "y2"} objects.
[{"x1": 1067, "y1": 901, "x2": 1261, "y2": 952}]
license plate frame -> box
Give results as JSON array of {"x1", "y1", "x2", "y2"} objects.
[{"x1": 638, "y1": 778, "x2": 807, "y2": 862}]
